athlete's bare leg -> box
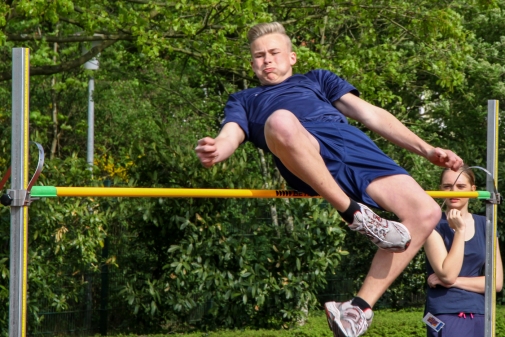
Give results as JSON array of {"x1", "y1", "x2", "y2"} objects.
[
  {"x1": 357, "y1": 174, "x2": 441, "y2": 306},
  {"x1": 264, "y1": 109, "x2": 352, "y2": 212},
  {"x1": 265, "y1": 109, "x2": 439, "y2": 307}
]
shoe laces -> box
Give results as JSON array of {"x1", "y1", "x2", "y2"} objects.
[
  {"x1": 367, "y1": 218, "x2": 390, "y2": 239},
  {"x1": 342, "y1": 305, "x2": 369, "y2": 335},
  {"x1": 356, "y1": 210, "x2": 390, "y2": 242}
]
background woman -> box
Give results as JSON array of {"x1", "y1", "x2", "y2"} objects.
[{"x1": 424, "y1": 166, "x2": 503, "y2": 336}]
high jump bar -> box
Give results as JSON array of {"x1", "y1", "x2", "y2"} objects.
[{"x1": 30, "y1": 186, "x2": 491, "y2": 199}]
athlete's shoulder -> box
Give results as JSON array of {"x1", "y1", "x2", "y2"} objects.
[
  {"x1": 227, "y1": 86, "x2": 264, "y2": 107},
  {"x1": 304, "y1": 69, "x2": 339, "y2": 80},
  {"x1": 230, "y1": 86, "x2": 262, "y2": 99},
  {"x1": 304, "y1": 69, "x2": 354, "y2": 89}
]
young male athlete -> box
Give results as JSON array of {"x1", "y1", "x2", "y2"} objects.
[{"x1": 195, "y1": 22, "x2": 463, "y2": 337}]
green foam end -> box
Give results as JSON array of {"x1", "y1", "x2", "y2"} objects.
[
  {"x1": 477, "y1": 191, "x2": 491, "y2": 200},
  {"x1": 31, "y1": 186, "x2": 57, "y2": 198}
]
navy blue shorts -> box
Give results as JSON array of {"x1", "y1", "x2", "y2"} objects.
[
  {"x1": 274, "y1": 122, "x2": 408, "y2": 208},
  {"x1": 426, "y1": 313, "x2": 484, "y2": 337}
]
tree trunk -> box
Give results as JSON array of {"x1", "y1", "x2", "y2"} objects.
[{"x1": 257, "y1": 148, "x2": 280, "y2": 230}]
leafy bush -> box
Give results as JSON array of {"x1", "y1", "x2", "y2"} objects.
[{"x1": 102, "y1": 135, "x2": 349, "y2": 331}]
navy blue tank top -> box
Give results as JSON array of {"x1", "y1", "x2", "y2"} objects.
[{"x1": 425, "y1": 213, "x2": 486, "y2": 314}]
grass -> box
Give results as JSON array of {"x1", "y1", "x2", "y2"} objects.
[{"x1": 114, "y1": 306, "x2": 505, "y2": 337}]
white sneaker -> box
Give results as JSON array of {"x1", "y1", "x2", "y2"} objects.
[
  {"x1": 347, "y1": 203, "x2": 411, "y2": 253},
  {"x1": 324, "y1": 300, "x2": 373, "y2": 337}
]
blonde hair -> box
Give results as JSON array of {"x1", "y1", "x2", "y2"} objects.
[{"x1": 247, "y1": 22, "x2": 292, "y2": 50}]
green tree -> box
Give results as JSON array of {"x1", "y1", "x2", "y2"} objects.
[{"x1": 1, "y1": 0, "x2": 505, "y2": 334}]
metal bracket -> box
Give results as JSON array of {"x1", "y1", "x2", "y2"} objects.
[
  {"x1": 485, "y1": 192, "x2": 502, "y2": 205},
  {"x1": 5, "y1": 189, "x2": 27, "y2": 206},
  {"x1": 0, "y1": 141, "x2": 44, "y2": 206}
]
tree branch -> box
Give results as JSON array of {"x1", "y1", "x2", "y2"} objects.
[
  {"x1": 6, "y1": 32, "x2": 186, "y2": 43},
  {"x1": 6, "y1": 33, "x2": 132, "y2": 42},
  {"x1": 124, "y1": 0, "x2": 211, "y2": 8},
  {"x1": 169, "y1": 47, "x2": 202, "y2": 58},
  {"x1": 214, "y1": 66, "x2": 257, "y2": 84},
  {"x1": 280, "y1": 14, "x2": 327, "y2": 25},
  {"x1": 383, "y1": 18, "x2": 420, "y2": 40},
  {"x1": 125, "y1": 0, "x2": 176, "y2": 5},
  {"x1": 58, "y1": 17, "x2": 86, "y2": 29},
  {"x1": 0, "y1": 39, "x2": 117, "y2": 81}
]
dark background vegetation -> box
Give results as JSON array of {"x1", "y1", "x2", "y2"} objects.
[{"x1": 0, "y1": 0, "x2": 504, "y2": 335}]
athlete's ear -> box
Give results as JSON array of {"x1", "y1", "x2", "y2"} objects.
[
  {"x1": 472, "y1": 184, "x2": 476, "y2": 191},
  {"x1": 290, "y1": 52, "x2": 297, "y2": 65}
]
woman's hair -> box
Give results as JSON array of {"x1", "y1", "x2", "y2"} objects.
[
  {"x1": 439, "y1": 164, "x2": 476, "y2": 186},
  {"x1": 247, "y1": 22, "x2": 291, "y2": 49}
]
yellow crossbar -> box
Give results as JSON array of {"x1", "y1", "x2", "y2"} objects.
[{"x1": 36, "y1": 187, "x2": 488, "y2": 199}]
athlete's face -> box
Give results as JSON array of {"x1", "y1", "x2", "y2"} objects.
[
  {"x1": 440, "y1": 169, "x2": 476, "y2": 211},
  {"x1": 250, "y1": 33, "x2": 296, "y2": 85}
]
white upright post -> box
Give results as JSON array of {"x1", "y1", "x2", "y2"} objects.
[
  {"x1": 86, "y1": 76, "x2": 95, "y2": 168},
  {"x1": 84, "y1": 43, "x2": 99, "y2": 169},
  {"x1": 485, "y1": 100, "x2": 499, "y2": 337}
]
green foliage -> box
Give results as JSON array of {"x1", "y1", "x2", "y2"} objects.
[
  {"x1": 1, "y1": 0, "x2": 505, "y2": 335},
  {"x1": 0, "y1": 0, "x2": 477, "y2": 86},
  {"x1": 114, "y1": 196, "x2": 346, "y2": 330},
  {"x1": 0, "y1": 208, "x2": 8, "y2": 335}
]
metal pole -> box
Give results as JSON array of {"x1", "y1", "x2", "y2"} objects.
[
  {"x1": 485, "y1": 100, "x2": 499, "y2": 337},
  {"x1": 84, "y1": 44, "x2": 98, "y2": 169},
  {"x1": 86, "y1": 76, "x2": 95, "y2": 168},
  {"x1": 9, "y1": 48, "x2": 30, "y2": 337}
]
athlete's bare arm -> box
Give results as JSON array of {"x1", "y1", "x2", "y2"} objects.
[
  {"x1": 334, "y1": 93, "x2": 463, "y2": 170},
  {"x1": 195, "y1": 122, "x2": 245, "y2": 167}
]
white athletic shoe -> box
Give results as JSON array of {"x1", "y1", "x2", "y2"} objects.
[
  {"x1": 347, "y1": 203, "x2": 411, "y2": 253},
  {"x1": 324, "y1": 300, "x2": 373, "y2": 337}
]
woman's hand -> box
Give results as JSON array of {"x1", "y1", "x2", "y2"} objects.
[
  {"x1": 446, "y1": 208, "x2": 466, "y2": 233},
  {"x1": 428, "y1": 273, "x2": 453, "y2": 288}
]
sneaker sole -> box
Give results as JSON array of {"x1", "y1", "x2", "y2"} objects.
[
  {"x1": 379, "y1": 237, "x2": 411, "y2": 253},
  {"x1": 324, "y1": 303, "x2": 348, "y2": 337}
]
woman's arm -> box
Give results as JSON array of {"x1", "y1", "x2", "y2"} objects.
[
  {"x1": 496, "y1": 242, "x2": 503, "y2": 291},
  {"x1": 427, "y1": 238, "x2": 503, "y2": 293},
  {"x1": 424, "y1": 214, "x2": 466, "y2": 285},
  {"x1": 428, "y1": 273, "x2": 485, "y2": 293}
]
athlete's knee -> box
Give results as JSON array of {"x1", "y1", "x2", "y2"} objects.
[
  {"x1": 265, "y1": 109, "x2": 298, "y2": 143},
  {"x1": 428, "y1": 201, "x2": 442, "y2": 227},
  {"x1": 415, "y1": 200, "x2": 441, "y2": 231}
]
